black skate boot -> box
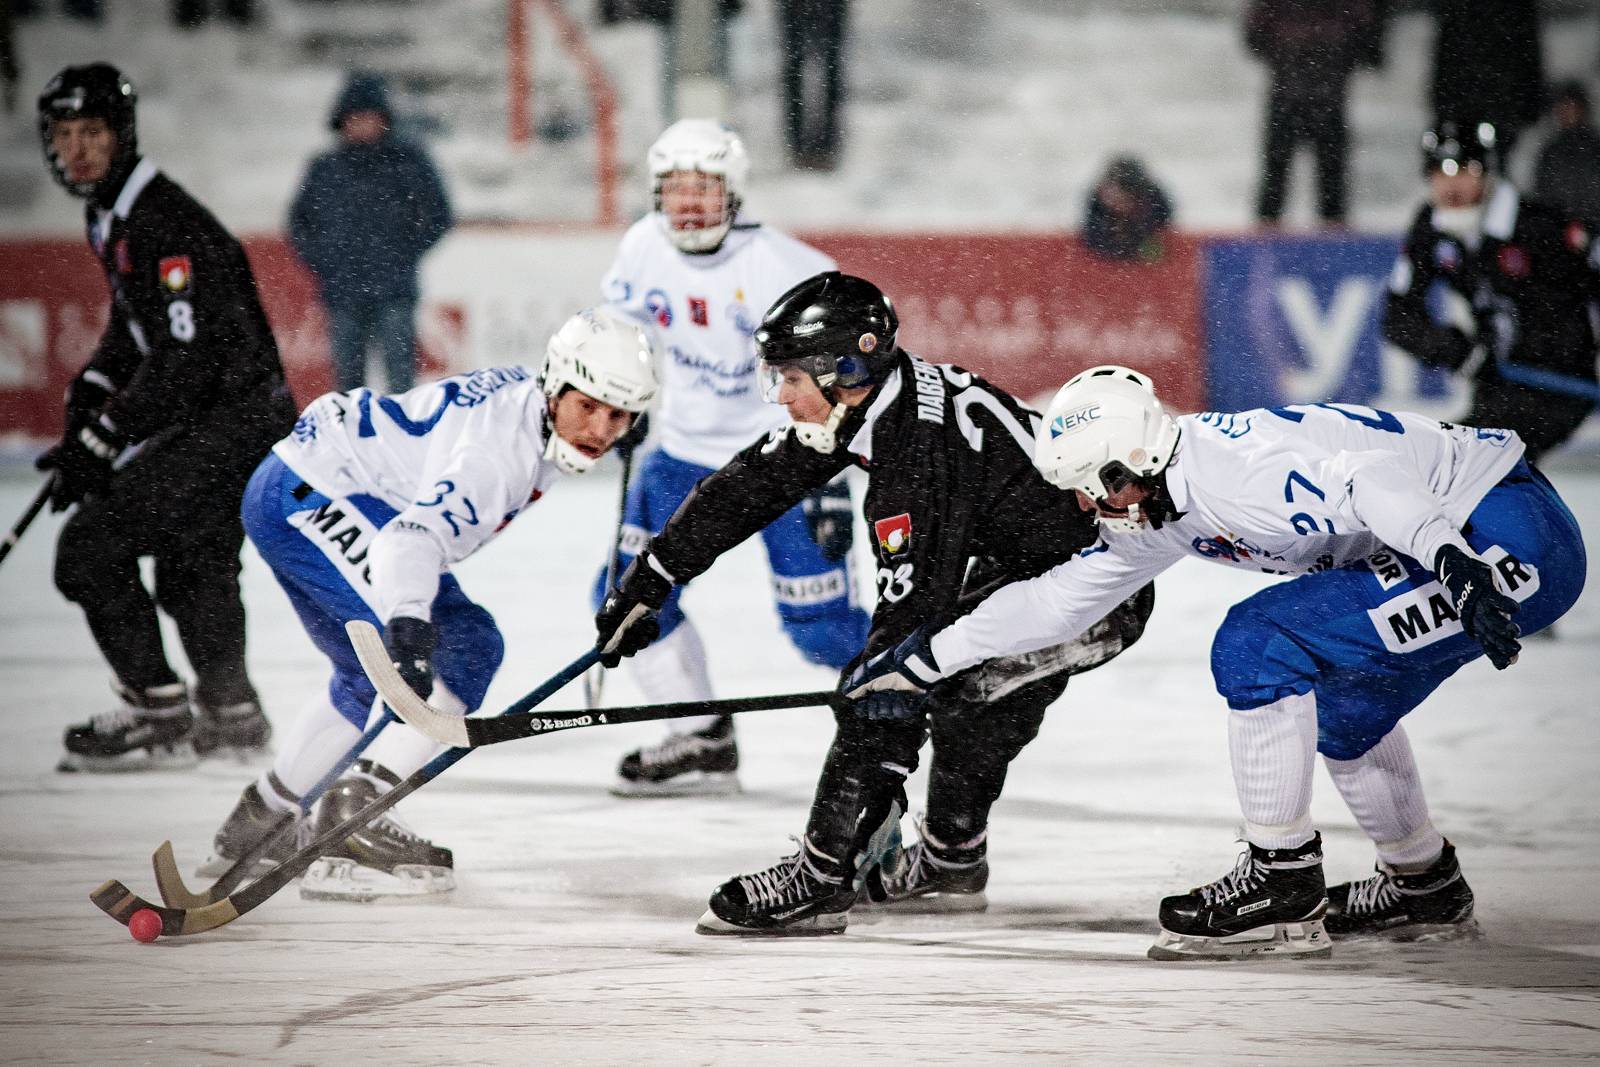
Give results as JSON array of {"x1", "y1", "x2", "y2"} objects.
[
  {"x1": 194, "y1": 775, "x2": 303, "y2": 879},
  {"x1": 57, "y1": 681, "x2": 197, "y2": 773},
  {"x1": 697, "y1": 836, "x2": 857, "y2": 936},
  {"x1": 300, "y1": 759, "x2": 454, "y2": 902},
  {"x1": 192, "y1": 695, "x2": 272, "y2": 759},
  {"x1": 1325, "y1": 839, "x2": 1476, "y2": 939},
  {"x1": 612, "y1": 715, "x2": 739, "y2": 797},
  {"x1": 860, "y1": 820, "x2": 989, "y2": 914},
  {"x1": 1149, "y1": 834, "x2": 1331, "y2": 960}
]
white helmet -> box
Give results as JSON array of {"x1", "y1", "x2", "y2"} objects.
[
  {"x1": 1035, "y1": 365, "x2": 1180, "y2": 534},
  {"x1": 648, "y1": 118, "x2": 750, "y2": 254},
  {"x1": 540, "y1": 306, "x2": 661, "y2": 476}
]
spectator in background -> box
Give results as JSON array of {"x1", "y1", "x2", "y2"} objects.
[
  {"x1": 173, "y1": 0, "x2": 255, "y2": 28},
  {"x1": 1246, "y1": 0, "x2": 1375, "y2": 227},
  {"x1": 289, "y1": 71, "x2": 452, "y2": 392},
  {"x1": 1, "y1": 0, "x2": 18, "y2": 113},
  {"x1": 1533, "y1": 80, "x2": 1600, "y2": 221},
  {"x1": 778, "y1": 0, "x2": 848, "y2": 171},
  {"x1": 1083, "y1": 156, "x2": 1173, "y2": 262},
  {"x1": 1431, "y1": 0, "x2": 1544, "y2": 169},
  {"x1": 598, "y1": 0, "x2": 741, "y2": 126}
]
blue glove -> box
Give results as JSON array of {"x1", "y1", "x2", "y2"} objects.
[
  {"x1": 1434, "y1": 544, "x2": 1520, "y2": 669},
  {"x1": 801, "y1": 477, "x2": 855, "y2": 563},
  {"x1": 840, "y1": 627, "x2": 946, "y2": 722},
  {"x1": 384, "y1": 615, "x2": 438, "y2": 699}
]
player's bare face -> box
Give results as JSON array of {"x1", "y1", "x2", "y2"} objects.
[
  {"x1": 1429, "y1": 166, "x2": 1487, "y2": 209},
  {"x1": 773, "y1": 366, "x2": 834, "y2": 425},
  {"x1": 660, "y1": 171, "x2": 727, "y2": 235},
  {"x1": 553, "y1": 390, "x2": 634, "y2": 459},
  {"x1": 49, "y1": 117, "x2": 116, "y2": 185},
  {"x1": 1075, "y1": 482, "x2": 1150, "y2": 526}
]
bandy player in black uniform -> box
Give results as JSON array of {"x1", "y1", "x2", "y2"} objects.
[
  {"x1": 37, "y1": 64, "x2": 296, "y2": 771},
  {"x1": 1384, "y1": 120, "x2": 1600, "y2": 460},
  {"x1": 597, "y1": 272, "x2": 1153, "y2": 934}
]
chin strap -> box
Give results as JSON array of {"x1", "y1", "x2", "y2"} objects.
[{"x1": 794, "y1": 402, "x2": 849, "y2": 454}]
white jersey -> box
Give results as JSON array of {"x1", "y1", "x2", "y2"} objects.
[
  {"x1": 272, "y1": 366, "x2": 562, "y2": 621},
  {"x1": 602, "y1": 216, "x2": 835, "y2": 469},
  {"x1": 931, "y1": 403, "x2": 1526, "y2": 674}
]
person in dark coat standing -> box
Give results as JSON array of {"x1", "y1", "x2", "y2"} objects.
[
  {"x1": 1533, "y1": 80, "x2": 1600, "y2": 222},
  {"x1": 1430, "y1": 0, "x2": 1545, "y2": 168},
  {"x1": 777, "y1": 0, "x2": 849, "y2": 171},
  {"x1": 289, "y1": 72, "x2": 452, "y2": 393},
  {"x1": 1083, "y1": 155, "x2": 1174, "y2": 262},
  {"x1": 1246, "y1": 0, "x2": 1375, "y2": 226}
]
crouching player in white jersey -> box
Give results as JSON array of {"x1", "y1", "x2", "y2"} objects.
[
  {"x1": 597, "y1": 119, "x2": 869, "y2": 795},
  {"x1": 193, "y1": 308, "x2": 660, "y2": 900},
  {"x1": 846, "y1": 366, "x2": 1586, "y2": 959}
]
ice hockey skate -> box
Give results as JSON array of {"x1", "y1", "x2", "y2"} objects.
[
  {"x1": 612, "y1": 716, "x2": 740, "y2": 797},
  {"x1": 859, "y1": 821, "x2": 989, "y2": 914},
  {"x1": 57, "y1": 681, "x2": 198, "y2": 773},
  {"x1": 193, "y1": 778, "x2": 302, "y2": 878},
  {"x1": 697, "y1": 836, "x2": 856, "y2": 936},
  {"x1": 299, "y1": 760, "x2": 454, "y2": 902},
  {"x1": 1325, "y1": 839, "x2": 1477, "y2": 940},
  {"x1": 1148, "y1": 835, "x2": 1331, "y2": 961},
  {"x1": 192, "y1": 695, "x2": 273, "y2": 761}
]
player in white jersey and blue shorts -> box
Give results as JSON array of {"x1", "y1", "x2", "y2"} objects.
[
  {"x1": 846, "y1": 366, "x2": 1586, "y2": 960},
  {"x1": 191, "y1": 308, "x2": 661, "y2": 900},
  {"x1": 596, "y1": 119, "x2": 869, "y2": 796}
]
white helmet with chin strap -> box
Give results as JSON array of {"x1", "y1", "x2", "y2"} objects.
[
  {"x1": 1035, "y1": 365, "x2": 1181, "y2": 534},
  {"x1": 540, "y1": 307, "x2": 660, "y2": 476},
  {"x1": 648, "y1": 118, "x2": 750, "y2": 254}
]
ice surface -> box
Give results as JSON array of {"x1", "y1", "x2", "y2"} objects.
[{"x1": 0, "y1": 462, "x2": 1596, "y2": 1064}]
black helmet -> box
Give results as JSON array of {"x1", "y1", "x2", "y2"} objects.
[
  {"x1": 1421, "y1": 120, "x2": 1496, "y2": 177},
  {"x1": 755, "y1": 271, "x2": 900, "y2": 396},
  {"x1": 38, "y1": 63, "x2": 139, "y2": 198}
]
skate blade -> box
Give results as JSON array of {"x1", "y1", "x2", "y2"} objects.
[
  {"x1": 694, "y1": 907, "x2": 848, "y2": 937},
  {"x1": 1332, "y1": 917, "x2": 1483, "y2": 944},
  {"x1": 856, "y1": 890, "x2": 989, "y2": 915},
  {"x1": 195, "y1": 742, "x2": 274, "y2": 767},
  {"x1": 610, "y1": 771, "x2": 741, "y2": 799},
  {"x1": 1147, "y1": 918, "x2": 1332, "y2": 961},
  {"x1": 56, "y1": 741, "x2": 198, "y2": 774},
  {"x1": 299, "y1": 857, "x2": 455, "y2": 903}
]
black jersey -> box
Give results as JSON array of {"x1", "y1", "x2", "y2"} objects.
[
  {"x1": 1383, "y1": 181, "x2": 1600, "y2": 383},
  {"x1": 644, "y1": 353, "x2": 1101, "y2": 662},
  {"x1": 77, "y1": 157, "x2": 287, "y2": 443}
]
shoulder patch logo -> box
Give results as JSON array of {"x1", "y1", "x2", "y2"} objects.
[
  {"x1": 158, "y1": 255, "x2": 193, "y2": 293},
  {"x1": 874, "y1": 512, "x2": 912, "y2": 557}
]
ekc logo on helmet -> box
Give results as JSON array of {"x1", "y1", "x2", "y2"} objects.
[{"x1": 1049, "y1": 404, "x2": 1101, "y2": 439}]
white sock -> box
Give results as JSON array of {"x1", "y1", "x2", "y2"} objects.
[
  {"x1": 629, "y1": 620, "x2": 719, "y2": 736},
  {"x1": 1229, "y1": 691, "x2": 1319, "y2": 850},
  {"x1": 267, "y1": 688, "x2": 361, "y2": 800},
  {"x1": 1323, "y1": 723, "x2": 1443, "y2": 872},
  {"x1": 361, "y1": 682, "x2": 464, "y2": 781}
]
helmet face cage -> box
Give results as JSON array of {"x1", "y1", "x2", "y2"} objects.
[
  {"x1": 38, "y1": 64, "x2": 138, "y2": 198},
  {"x1": 648, "y1": 119, "x2": 750, "y2": 254}
]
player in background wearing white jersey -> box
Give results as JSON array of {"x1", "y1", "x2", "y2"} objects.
[
  {"x1": 193, "y1": 308, "x2": 659, "y2": 901},
  {"x1": 596, "y1": 119, "x2": 869, "y2": 795},
  {"x1": 846, "y1": 366, "x2": 1586, "y2": 960}
]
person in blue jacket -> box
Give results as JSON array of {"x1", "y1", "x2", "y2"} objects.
[{"x1": 289, "y1": 71, "x2": 452, "y2": 392}]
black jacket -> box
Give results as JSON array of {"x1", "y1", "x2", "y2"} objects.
[
  {"x1": 1383, "y1": 182, "x2": 1600, "y2": 384},
  {"x1": 643, "y1": 354, "x2": 1101, "y2": 664},
  {"x1": 77, "y1": 158, "x2": 288, "y2": 443}
]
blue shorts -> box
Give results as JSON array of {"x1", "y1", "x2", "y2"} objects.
[
  {"x1": 593, "y1": 447, "x2": 867, "y2": 669},
  {"x1": 1211, "y1": 460, "x2": 1587, "y2": 760},
  {"x1": 241, "y1": 453, "x2": 504, "y2": 729}
]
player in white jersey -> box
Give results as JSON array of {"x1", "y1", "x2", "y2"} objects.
[
  {"x1": 596, "y1": 119, "x2": 869, "y2": 795},
  {"x1": 845, "y1": 365, "x2": 1586, "y2": 959},
  {"x1": 192, "y1": 308, "x2": 660, "y2": 900}
]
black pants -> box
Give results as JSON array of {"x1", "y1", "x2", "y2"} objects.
[
  {"x1": 777, "y1": 0, "x2": 848, "y2": 164},
  {"x1": 1257, "y1": 84, "x2": 1349, "y2": 223},
  {"x1": 1467, "y1": 377, "x2": 1596, "y2": 462},
  {"x1": 53, "y1": 389, "x2": 295, "y2": 706}
]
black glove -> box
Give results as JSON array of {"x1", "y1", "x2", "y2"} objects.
[
  {"x1": 801, "y1": 477, "x2": 855, "y2": 563},
  {"x1": 41, "y1": 418, "x2": 123, "y2": 512},
  {"x1": 1434, "y1": 544, "x2": 1520, "y2": 669},
  {"x1": 63, "y1": 373, "x2": 113, "y2": 435},
  {"x1": 1419, "y1": 326, "x2": 1475, "y2": 372},
  {"x1": 595, "y1": 551, "x2": 673, "y2": 667},
  {"x1": 613, "y1": 410, "x2": 649, "y2": 464},
  {"x1": 384, "y1": 615, "x2": 438, "y2": 699}
]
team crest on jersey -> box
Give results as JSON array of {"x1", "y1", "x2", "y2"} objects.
[
  {"x1": 1434, "y1": 240, "x2": 1460, "y2": 271},
  {"x1": 1565, "y1": 220, "x2": 1591, "y2": 253},
  {"x1": 158, "y1": 255, "x2": 193, "y2": 293},
  {"x1": 688, "y1": 296, "x2": 709, "y2": 327},
  {"x1": 1496, "y1": 244, "x2": 1530, "y2": 278},
  {"x1": 644, "y1": 289, "x2": 672, "y2": 327},
  {"x1": 874, "y1": 513, "x2": 912, "y2": 558}
]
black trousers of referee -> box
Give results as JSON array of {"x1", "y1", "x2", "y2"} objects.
[
  {"x1": 1466, "y1": 377, "x2": 1597, "y2": 463},
  {"x1": 53, "y1": 390, "x2": 295, "y2": 708}
]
